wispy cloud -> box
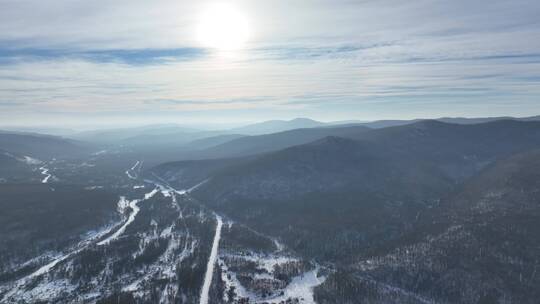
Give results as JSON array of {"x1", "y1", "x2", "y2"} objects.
[{"x1": 0, "y1": 48, "x2": 207, "y2": 65}]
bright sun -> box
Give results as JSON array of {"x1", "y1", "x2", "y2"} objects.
[{"x1": 197, "y1": 3, "x2": 250, "y2": 51}]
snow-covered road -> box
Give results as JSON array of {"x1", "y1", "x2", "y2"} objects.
[
  {"x1": 126, "y1": 160, "x2": 141, "y2": 179},
  {"x1": 199, "y1": 215, "x2": 223, "y2": 304},
  {"x1": 97, "y1": 188, "x2": 158, "y2": 246}
]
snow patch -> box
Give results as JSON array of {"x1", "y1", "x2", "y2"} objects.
[{"x1": 23, "y1": 156, "x2": 42, "y2": 165}]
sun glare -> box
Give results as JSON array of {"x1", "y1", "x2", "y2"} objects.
[{"x1": 197, "y1": 3, "x2": 250, "y2": 51}]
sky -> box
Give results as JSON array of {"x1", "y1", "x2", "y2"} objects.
[{"x1": 1, "y1": 0, "x2": 540, "y2": 128}]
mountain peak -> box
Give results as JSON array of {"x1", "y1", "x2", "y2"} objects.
[
  {"x1": 232, "y1": 118, "x2": 325, "y2": 135},
  {"x1": 290, "y1": 117, "x2": 319, "y2": 123}
]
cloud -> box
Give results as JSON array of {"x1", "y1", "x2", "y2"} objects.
[
  {"x1": 145, "y1": 96, "x2": 273, "y2": 105},
  {"x1": 0, "y1": 101, "x2": 25, "y2": 107},
  {"x1": 0, "y1": 0, "x2": 540, "y2": 125},
  {"x1": 0, "y1": 48, "x2": 207, "y2": 65}
]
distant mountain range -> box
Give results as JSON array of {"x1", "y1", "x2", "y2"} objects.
[
  {"x1": 230, "y1": 118, "x2": 326, "y2": 135},
  {"x1": 70, "y1": 124, "x2": 204, "y2": 144},
  {"x1": 4, "y1": 114, "x2": 540, "y2": 165},
  {"x1": 0, "y1": 132, "x2": 90, "y2": 160},
  {"x1": 4, "y1": 115, "x2": 529, "y2": 158},
  {"x1": 4, "y1": 115, "x2": 540, "y2": 141},
  {"x1": 143, "y1": 116, "x2": 540, "y2": 161},
  {"x1": 325, "y1": 115, "x2": 540, "y2": 129},
  {"x1": 189, "y1": 125, "x2": 371, "y2": 159},
  {"x1": 229, "y1": 115, "x2": 540, "y2": 133}
]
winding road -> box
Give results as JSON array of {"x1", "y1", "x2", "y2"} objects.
[{"x1": 39, "y1": 166, "x2": 52, "y2": 183}]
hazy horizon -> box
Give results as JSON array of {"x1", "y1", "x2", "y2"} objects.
[{"x1": 2, "y1": 114, "x2": 540, "y2": 133}]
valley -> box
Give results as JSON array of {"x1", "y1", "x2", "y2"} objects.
[
  {"x1": 0, "y1": 151, "x2": 325, "y2": 303},
  {"x1": 1, "y1": 119, "x2": 540, "y2": 303}
]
